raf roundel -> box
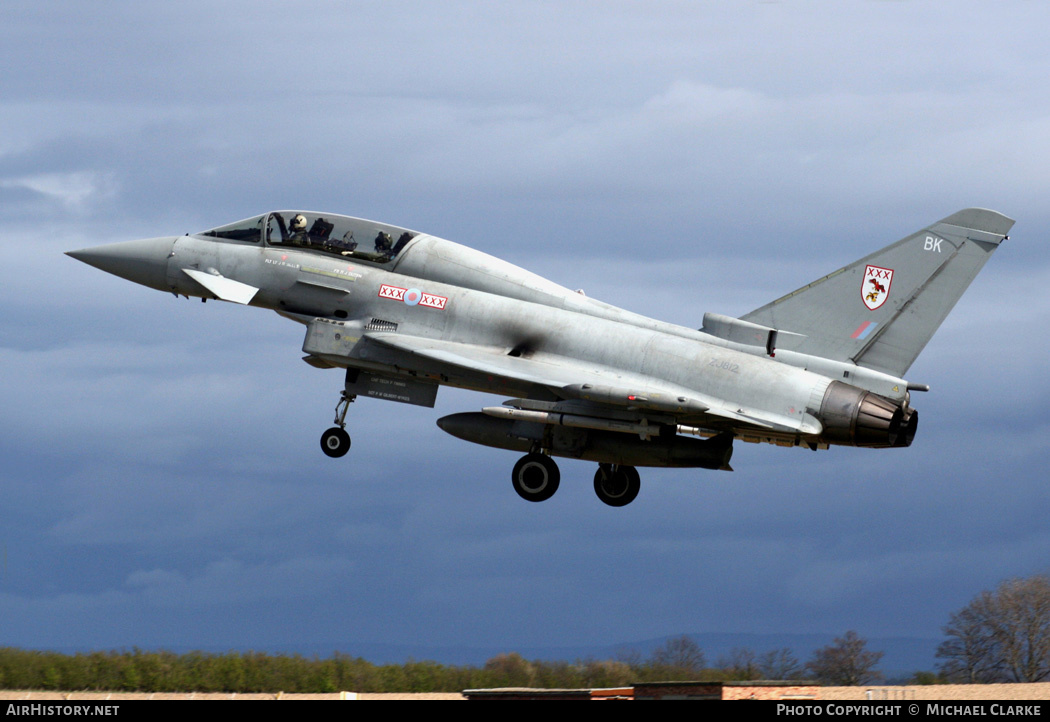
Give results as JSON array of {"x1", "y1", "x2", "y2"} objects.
[{"x1": 404, "y1": 288, "x2": 422, "y2": 306}]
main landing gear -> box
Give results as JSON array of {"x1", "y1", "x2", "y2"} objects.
[
  {"x1": 320, "y1": 391, "x2": 356, "y2": 458},
  {"x1": 511, "y1": 453, "x2": 560, "y2": 502},
  {"x1": 510, "y1": 453, "x2": 641, "y2": 507},
  {"x1": 593, "y1": 463, "x2": 640, "y2": 507}
]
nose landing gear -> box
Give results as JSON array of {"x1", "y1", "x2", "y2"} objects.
[
  {"x1": 320, "y1": 427, "x2": 351, "y2": 457},
  {"x1": 320, "y1": 391, "x2": 356, "y2": 458}
]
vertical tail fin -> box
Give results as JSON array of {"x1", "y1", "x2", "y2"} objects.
[{"x1": 741, "y1": 208, "x2": 1014, "y2": 376}]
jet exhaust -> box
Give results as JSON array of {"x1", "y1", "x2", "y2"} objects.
[{"x1": 818, "y1": 380, "x2": 914, "y2": 448}]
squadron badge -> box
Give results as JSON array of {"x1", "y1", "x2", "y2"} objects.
[{"x1": 862, "y1": 265, "x2": 894, "y2": 310}]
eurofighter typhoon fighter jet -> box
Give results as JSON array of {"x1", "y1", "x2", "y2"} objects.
[{"x1": 67, "y1": 208, "x2": 1013, "y2": 506}]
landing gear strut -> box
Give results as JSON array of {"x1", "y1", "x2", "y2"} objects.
[
  {"x1": 593, "y1": 463, "x2": 641, "y2": 507},
  {"x1": 511, "y1": 453, "x2": 560, "y2": 502},
  {"x1": 320, "y1": 391, "x2": 356, "y2": 458}
]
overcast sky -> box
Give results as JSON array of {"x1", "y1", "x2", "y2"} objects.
[{"x1": 1, "y1": 1, "x2": 1048, "y2": 670}]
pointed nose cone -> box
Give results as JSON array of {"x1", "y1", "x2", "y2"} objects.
[{"x1": 66, "y1": 236, "x2": 177, "y2": 292}]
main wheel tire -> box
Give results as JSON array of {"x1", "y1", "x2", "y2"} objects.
[
  {"x1": 320, "y1": 427, "x2": 351, "y2": 458},
  {"x1": 511, "y1": 453, "x2": 560, "y2": 502},
  {"x1": 594, "y1": 465, "x2": 640, "y2": 507}
]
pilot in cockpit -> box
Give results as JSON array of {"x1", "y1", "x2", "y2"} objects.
[
  {"x1": 288, "y1": 214, "x2": 312, "y2": 247},
  {"x1": 374, "y1": 231, "x2": 394, "y2": 258}
]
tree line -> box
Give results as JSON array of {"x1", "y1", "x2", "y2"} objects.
[
  {"x1": 0, "y1": 636, "x2": 876, "y2": 693},
  {"x1": 2, "y1": 573, "x2": 1045, "y2": 692}
]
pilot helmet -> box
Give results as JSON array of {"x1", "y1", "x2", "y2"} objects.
[{"x1": 291, "y1": 214, "x2": 308, "y2": 232}]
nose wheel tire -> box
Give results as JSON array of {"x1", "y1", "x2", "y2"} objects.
[
  {"x1": 321, "y1": 427, "x2": 351, "y2": 458},
  {"x1": 594, "y1": 464, "x2": 640, "y2": 507},
  {"x1": 512, "y1": 453, "x2": 560, "y2": 502}
]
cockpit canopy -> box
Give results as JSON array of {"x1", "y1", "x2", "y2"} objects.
[{"x1": 199, "y1": 211, "x2": 418, "y2": 264}]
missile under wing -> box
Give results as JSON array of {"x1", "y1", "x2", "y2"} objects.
[{"x1": 67, "y1": 208, "x2": 1014, "y2": 506}]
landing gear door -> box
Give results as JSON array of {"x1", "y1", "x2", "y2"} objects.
[{"x1": 343, "y1": 368, "x2": 439, "y2": 408}]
